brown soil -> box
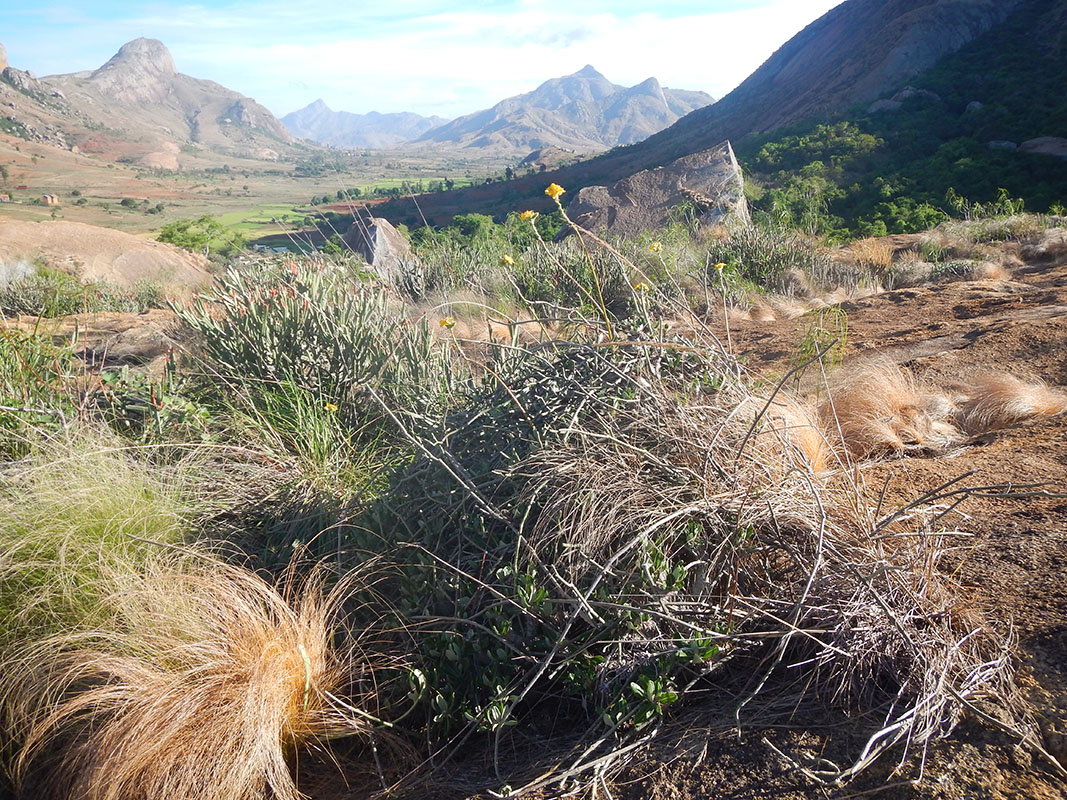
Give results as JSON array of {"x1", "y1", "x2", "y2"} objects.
[
  {"x1": 11, "y1": 252, "x2": 1065, "y2": 800},
  {"x1": 300, "y1": 259, "x2": 1067, "y2": 799}
]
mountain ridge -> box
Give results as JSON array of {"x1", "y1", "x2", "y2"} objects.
[
  {"x1": 0, "y1": 37, "x2": 305, "y2": 169},
  {"x1": 408, "y1": 65, "x2": 714, "y2": 156},
  {"x1": 373, "y1": 0, "x2": 1035, "y2": 226},
  {"x1": 281, "y1": 100, "x2": 448, "y2": 149}
]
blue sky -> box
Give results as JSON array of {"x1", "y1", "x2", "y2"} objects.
[{"x1": 3, "y1": 1, "x2": 843, "y2": 119}]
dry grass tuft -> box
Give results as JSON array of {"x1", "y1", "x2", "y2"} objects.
[
  {"x1": 820, "y1": 359, "x2": 959, "y2": 459},
  {"x1": 848, "y1": 237, "x2": 895, "y2": 272},
  {"x1": 742, "y1": 395, "x2": 831, "y2": 473},
  {"x1": 953, "y1": 373, "x2": 1067, "y2": 434},
  {"x1": 971, "y1": 261, "x2": 1012, "y2": 281},
  {"x1": 4, "y1": 556, "x2": 390, "y2": 800}
]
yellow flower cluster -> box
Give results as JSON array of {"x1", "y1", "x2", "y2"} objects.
[
  {"x1": 520, "y1": 210, "x2": 538, "y2": 221},
  {"x1": 633, "y1": 282, "x2": 651, "y2": 293},
  {"x1": 714, "y1": 262, "x2": 727, "y2": 273},
  {"x1": 544, "y1": 183, "x2": 565, "y2": 201},
  {"x1": 648, "y1": 241, "x2": 662, "y2": 253},
  {"x1": 439, "y1": 317, "x2": 456, "y2": 329},
  {"x1": 502, "y1": 254, "x2": 515, "y2": 266},
  {"x1": 324, "y1": 402, "x2": 339, "y2": 413}
]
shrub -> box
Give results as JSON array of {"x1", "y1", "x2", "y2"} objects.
[
  {"x1": 0, "y1": 267, "x2": 163, "y2": 317},
  {"x1": 0, "y1": 328, "x2": 80, "y2": 458},
  {"x1": 706, "y1": 223, "x2": 865, "y2": 296},
  {"x1": 174, "y1": 259, "x2": 458, "y2": 417}
]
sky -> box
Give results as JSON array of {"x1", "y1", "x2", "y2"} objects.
[{"x1": 2, "y1": 0, "x2": 843, "y2": 120}]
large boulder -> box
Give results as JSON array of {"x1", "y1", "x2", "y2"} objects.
[
  {"x1": 1020, "y1": 137, "x2": 1067, "y2": 159},
  {"x1": 342, "y1": 215, "x2": 423, "y2": 294},
  {"x1": 563, "y1": 140, "x2": 749, "y2": 239},
  {"x1": 0, "y1": 220, "x2": 210, "y2": 290}
]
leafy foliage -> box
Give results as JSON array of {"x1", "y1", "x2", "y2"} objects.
[
  {"x1": 157, "y1": 216, "x2": 245, "y2": 258},
  {"x1": 738, "y1": 0, "x2": 1067, "y2": 238}
]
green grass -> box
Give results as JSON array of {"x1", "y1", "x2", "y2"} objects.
[
  {"x1": 0, "y1": 431, "x2": 194, "y2": 642},
  {"x1": 215, "y1": 203, "x2": 309, "y2": 236}
]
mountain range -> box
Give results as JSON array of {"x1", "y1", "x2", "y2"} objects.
[
  {"x1": 281, "y1": 100, "x2": 447, "y2": 149},
  {"x1": 281, "y1": 67, "x2": 714, "y2": 156},
  {"x1": 375, "y1": 0, "x2": 1051, "y2": 225},
  {"x1": 409, "y1": 66, "x2": 714, "y2": 156},
  {"x1": 0, "y1": 38, "x2": 304, "y2": 169}
]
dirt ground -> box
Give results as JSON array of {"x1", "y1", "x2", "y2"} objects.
[
  {"x1": 292, "y1": 257, "x2": 1067, "y2": 799},
  {"x1": 11, "y1": 249, "x2": 1065, "y2": 800}
]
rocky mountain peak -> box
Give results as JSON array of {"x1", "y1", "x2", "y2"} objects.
[
  {"x1": 0, "y1": 43, "x2": 8, "y2": 72},
  {"x1": 88, "y1": 38, "x2": 176, "y2": 104},
  {"x1": 96, "y1": 38, "x2": 176, "y2": 78},
  {"x1": 572, "y1": 65, "x2": 607, "y2": 80}
]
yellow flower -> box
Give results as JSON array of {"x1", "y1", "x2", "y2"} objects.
[
  {"x1": 520, "y1": 210, "x2": 538, "y2": 221},
  {"x1": 324, "y1": 402, "x2": 339, "y2": 413},
  {"x1": 439, "y1": 317, "x2": 456, "y2": 329},
  {"x1": 502, "y1": 254, "x2": 515, "y2": 266},
  {"x1": 714, "y1": 262, "x2": 727, "y2": 273},
  {"x1": 544, "y1": 183, "x2": 565, "y2": 201},
  {"x1": 634, "y1": 282, "x2": 651, "y2": 293},
  {"x1": 648, "y1": 241, "x2": 662, "y2": 253}
]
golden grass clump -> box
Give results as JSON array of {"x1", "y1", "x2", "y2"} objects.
[
  {"x1": 742, "y1": 395, "x2": 831, "y2": 473},
  {"x1": 848, "y1": 237, "x2": 894, "y2": 272},
  {"x1": 819, "y1": 359, "x2": 959, "y2": 459},
  {"x1": 4, "y1": 557, "x2": 380, "y2": 800},
  {"x1": 953, "y1": 373, "x2": 1067, "y2": 433}
]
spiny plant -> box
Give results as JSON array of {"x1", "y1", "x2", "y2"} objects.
[
  {"x1": 0, "y1": 266, "x2": 162, "y2": 317},
  {"x1": 173, "y1": 258, "x2": 460, "y2": 420}
]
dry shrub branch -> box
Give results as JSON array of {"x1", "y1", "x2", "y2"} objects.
[{"x1": 365, "y1": 329, "x2": 1042, "y2": 792}]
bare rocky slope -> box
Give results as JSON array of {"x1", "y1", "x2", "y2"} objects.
[
  {"x1": 282, "y1": 99, "x2": 448, "y2": 149},
  {"x1": 0, "y1": 38, "x2": 308, "y2": 169},
  {"x1": 0, "y1": 219, "x2": 210, "y2": 289},
  {"x1": 408, "y1": 65, "x2": 714, "y2": 157},
  {"x1": 375, "y1": 0, "x2": 1032, "y2": 225}
]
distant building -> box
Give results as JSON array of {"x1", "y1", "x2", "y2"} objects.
[
  {"x1": 15, "y1": 185, "x2": 27, "y2": 190},
  {"x1": 41, "y1": 194, "x2": 59, "y2": 205},
  {"x1": 0, "y1": 194, "x2": 9, "y2": 203}
]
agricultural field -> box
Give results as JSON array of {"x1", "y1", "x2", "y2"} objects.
[{"x1": 0, "y1": 134, "x2": 507, "y2": 243}]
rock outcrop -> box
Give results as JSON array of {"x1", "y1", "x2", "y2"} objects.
[
  {"x1": 1020, "y1": 137, "x2": 1067, "y2": 159},
  {"x1": 0, "y1": 220, "x2": 211, "y2": 289},
  {"x1": 0, "y1": 43, "x2": 7, "y2": 72},
  {"x1": 88, "y1": 37, "x2": 177, "y2": 105},
  {"x1": 563, "y1": 141, "x2": 749, "y2": 240},
  {"x1": 342, "y1": 216, "x2": 423, "y2": 294}
]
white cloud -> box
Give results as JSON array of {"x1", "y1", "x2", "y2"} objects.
[{"x1": 10, "y1": 0, "x2": 844, "y2": 118}]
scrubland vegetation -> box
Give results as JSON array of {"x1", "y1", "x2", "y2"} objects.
[{"x1": 0, "y1": 186, "x2": 1065, "y2": 800}]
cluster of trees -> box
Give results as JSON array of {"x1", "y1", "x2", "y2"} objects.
[{"x1": 157, "y1": 216, "x2": 244, "y2": 258}]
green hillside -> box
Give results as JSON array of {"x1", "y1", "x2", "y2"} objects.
[{"x1": 738, "y1": 0, "x2": 1067, "y2": 238}]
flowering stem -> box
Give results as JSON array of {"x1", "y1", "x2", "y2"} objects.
[{"x1": 554, "y1": 200, "x2": 615, "y2": 341}]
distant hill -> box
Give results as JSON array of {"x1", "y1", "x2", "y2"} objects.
[
  {"x1": 281, "y1": 100, "x2": 447, "y2": 149},
  {"x1": 375, "y1": 0, "x2": 1034, "y2": 226},
  {"x1": 409, "y1": 65, "x2": 714, "y2": 156},
  {"x1": 0, "y1": 38, "x2": 308, "y2": 169}
]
